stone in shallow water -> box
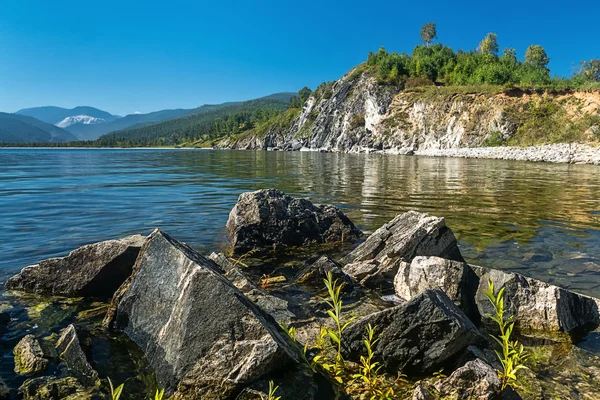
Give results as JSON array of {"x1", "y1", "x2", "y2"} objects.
[
  {"x1": 341, "y1": 211, "x2": 463, "y2": 290},
  {"x1": 341, "y1": 289, "x2": 484, "y2": 374},
  {"x1": 55, "y1": 324, "x2": 99, "y2": 387},
  {"x1": 18, "y1": 376, "x2": 93, "y2": 400},
  {"x1": 6, "y1": 235, "x2": 145, "y2": 297},
  {"x1": 105, "y1": 229, "x2": 302, "y2": 399},
  {"x1": 294, "y1": 255, "x2": 356, "y2": 290},
  {"x1": 14, "y1": 335, "x2": 49, "y2": 375},
  {"x1": 434, "y1": 359, "x2": 501, "y2": 400},
  {"x1": 226, "y1": 189, "x2": 362, "y2": 254}
]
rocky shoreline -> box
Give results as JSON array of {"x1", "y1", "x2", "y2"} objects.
[{"x1": 1, "y1": 189, "x2": 599, "y2": 399}]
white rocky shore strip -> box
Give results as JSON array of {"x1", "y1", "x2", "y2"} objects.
[{"x1": 400, "y1": 143, "x2": 600, "y2": 165}]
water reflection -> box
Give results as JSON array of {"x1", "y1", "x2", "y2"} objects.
[{"x1": 1, "y1": 149, "x2": 600, "y2": 298}]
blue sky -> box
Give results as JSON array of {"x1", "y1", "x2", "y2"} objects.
[{"x1": 1, "y1": 0, "x2": 598, "y2": 116}]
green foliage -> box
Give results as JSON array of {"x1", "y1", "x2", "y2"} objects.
[
  {"x1": 483, "y1": 279, "x2": 528, "y2": 390},
  {"x1": 420, "y1": 22, "x2": 437, "y2": 47},
  {"x1": 483, "y1": 131, "x2": 506, "y2": 147},
  {"x1": 479, "y1": 33, "x2": 499, "y2": 56},
  {"x1": 525, "y1": 45, "x2": 550, "y2": 70},
  {"x1": 349, "y1": 114, "x2": 365, "y2": 130},
  {"x1": 108, "y1": 377, "x2": 125, "y2": 400},
  {"x1": 267, "y1": 381, "x2": 281, "y2": 400},
  {"x1": 153, "y1": 388, "x2": 165, "y2": 400},
  {"x1": 575, "y1": 59, "x2": 600, "y2": 82}
]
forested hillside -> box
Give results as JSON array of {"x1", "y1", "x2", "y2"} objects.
[
  {"x1": 95, "y1": 93, "x2": 295, "y2": 146},
  {"x1": 0, "y1": 113, "x2": 79, "y2": 143}
]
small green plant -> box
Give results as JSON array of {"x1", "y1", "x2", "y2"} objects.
[
  {"x1": 266, "y1": 380, "x2": 281, "y2": 400},
  {"x1": 152, "y1": 388, "x2": 165, "y2": 400},
  {"x1": 348, "y1": 324, "x2": 398, "y2": 399},
  {"x1": 108, "y1": 377, "x2": 125, "y2": 400},
  {"x1": 320, "y1": 271, "x2": 356, "y2": 383},
  {"x1": 483, "y1": 279, "x2": 528, "y2": 390}
]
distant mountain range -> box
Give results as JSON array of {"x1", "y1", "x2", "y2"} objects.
[
  {"x1": 0, "y1": 112, "x2": 78, "y2": 143},
  {"x1": 0, "y1": 93, "x2": 295, "y2": 144}
]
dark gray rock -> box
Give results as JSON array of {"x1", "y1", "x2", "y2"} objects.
[
  {"x1": 341, "y1": 290, "x2": 484, "y2": 374},
  {"x1": 294, "y1": 255, "x2": 356, "y2": 290},
  {"x1": 434, "y1": 359, "x2": 501, "y2": 400},
  {"x1": 341, "y1": 211, "x2": 463, "y2": 290},
  {"x1": 14, "y1": 335, "x2": 49, "y2": 375},
  {"x1": 6, "y1": 235, "x2": 145, "y2": 297},
  {"x1": 0, "y1": 378, "x2": 7, "y2": 400},
  {"x1": 105, "y1": 229, "x2": 301, "y2": 399},
  {"x1": 411, "y1": 384, "x2": 433, "y2": 400},
  {"x1": 55, "y1": 325, "x2": 99, "y2": 387},
  {"x1": 226, "y1": 189, "x2": 362, "y2": 254},
  {"x1": 394, "y1": 256, "x2": 480, "y2": 322},
  {"x1": 472, "y1": 266, "x2": 600, "y2": 337}
]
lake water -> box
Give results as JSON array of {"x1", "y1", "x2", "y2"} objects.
[
  {"x1": 1, "y1": 148, "x2": 600, "y2": 397},
  {"x1": 2, "y1": 148, "x2": 600, "y2": 297}
]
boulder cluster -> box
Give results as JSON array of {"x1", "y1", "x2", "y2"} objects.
[{"x1": 2, "y1": 189, "x2": 599, "y2": 399}]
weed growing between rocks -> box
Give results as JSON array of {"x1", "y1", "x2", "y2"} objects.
[
  {"x1": 483, "y1": 279, "x2": 529, "y2": 390},
  {"x1": 107, "y1": 378, "x2": 165, "y2": 400},
  {"x1": 267, "y1": 381, "x2": 281, "y2": 400}
]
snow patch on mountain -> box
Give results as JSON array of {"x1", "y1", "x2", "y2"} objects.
[{"x1": 56, "y1": 115, "x2": 106, "y2": 128}]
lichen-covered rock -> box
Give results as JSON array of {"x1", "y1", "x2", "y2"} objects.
[
  {"x1": 341, "y1": 290, "x2": 483, "y2": 374},
  {"x1": 6, "y1": 235, "x2": 145, "y2": 297},
  {"x1": 341, "y1": 211, "x2": 463, "y2": 290},
  {"x1": 19, "y1": 376, "x2": 93, "y2": 400},
  {"x1": 55, "y1": 325, "x2": 99, "y2": 387},
  {"x1": 411, "y1": 384, "x2": 433, "y2": 400},
  {"x1": 226, "y1": 189, "x2": 362, "y2": 254},
  {"x1": 434, "y1": 359, "x2": 501, "y2": 400},
  {"x1": 472, "y1": 266, "x2": 600, "y2": 337},
  {"x1": 105, "y1": 229, "x2": 301, "y2": 399},
  {"x1": 14, "y1": 335, "x2": 49, "y2": 375},
  {"x1": 294, "y1": 255, "x2": 356, "y2": 290},
  {"x1": 394, "y1": 256, "x2": 480, "y2": 322}
]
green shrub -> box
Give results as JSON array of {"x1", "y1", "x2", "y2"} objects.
[{"x1": 349, "y1": 114, "x2": 365, "y2": 130}]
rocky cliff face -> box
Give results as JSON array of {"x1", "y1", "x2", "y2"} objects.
[{"x1": 217, "y1": 67, "x2": 600, "y2": 153}]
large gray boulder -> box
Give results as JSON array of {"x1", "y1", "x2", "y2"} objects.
[
  {"x1": 341, "y1": 211, "x2": 463, "y2": 290},
  {"x1": 394, "y1": 256, "x2": 600, "y2": 338},
  {"x1": 394, "y1": 256, "x2": 480, "y2": 321},
  {"x1": 6, "y1": 235, "x2": 145, "y2": 297},
  {"x1": 472, "y1": 265, "x2": 600, "y2": 337},
  {"x1": 105, "y1": 229, "x2": 301, "y2": 399},
  {"x1": 341, "y1": 290, "x2": 483, "y2": 374},
  {"x1": 434, "y1": 359, "x2": 501, "y2": 400},
  {"x1": 226, "y1": 189, "x2": 362, "y2": 254}
]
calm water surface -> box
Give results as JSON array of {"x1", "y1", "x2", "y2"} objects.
[{"x1": 1, "y1": 148, "x2": 600, "y2": 297}]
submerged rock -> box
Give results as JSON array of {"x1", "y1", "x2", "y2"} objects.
[
  {"x1": 341, "y1": 211, "x2": 463, "y2": 290},
  {"x1": 105, "y1": 229, "x2": 302, "y2": 399},
  {"x1": 14, "y1": 335, "x2": 49, "y2": 375},
  {"x1": 294, "y1": 255, "x2": 355, "y2": 290},
  {"x1": 55, "y1": 325, "x2": 99, "y2": 387},
  {"x1": 0, "y1": 379, "x2": 7, "y2": 400},
  {"x1": 434, "y1": 359, "x2": 501, "y2": 400},
  {"x1": 19, "y1": 376, "x2": 93, "y2": 400},
  {"x1": 6, "y1": 235, "x2": 145, "y2": 297},
  {"x1": 226, "y1": 189, "x2": 362, "y2": 254},
  {"x1": 341, "y1": 290, "x2": 483, "y2": 374}
]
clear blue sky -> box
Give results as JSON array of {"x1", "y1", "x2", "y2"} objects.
[{"x1": 1, "y1": 0, "x2": 598, "y2": 116}]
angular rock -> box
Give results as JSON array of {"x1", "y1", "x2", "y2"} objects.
[
  {"x1": 394, "y1": 256, "x2": 480, "y2": 322},
  {"x1": 226, "y1": 189, "x2": 362, "y2": 254},
  {"x1": 55, "y1": 325, "x2": 99, "y2": 386},
  {"x1": 105, "y1": 229, "x2": 301, "y2": 399},
  {"x1": 14, "y1": 335, "x2": 49, "y2": 375},
  {"x1": 434, "y1": 359, "x2": 501, "y2": 400},
  {"x1": 6, "y1": 235, "x2": 145, "y2": 297},
  {"x1": 472, "y1": 266, "x2": 600, "y2": 337},
  {"x1": 19, "y1": 376, "x2": 91, "y2": 400},
  {"x1": 341, "y1": 290, "x2": 483, "y2": 374},
  {"x1": 341, "y1": 211, "x2": 463, "y2": 290},
  {"x1": 411, "y1": 384, "x2": 433, "y2": 400},
  {"x1": 294, "y1": 255, "x2": 356, "y2": 290}
]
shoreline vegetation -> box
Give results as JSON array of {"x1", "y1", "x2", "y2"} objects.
[{"x1": 3, "y1": 23, "x2": 599, "y2": 161}]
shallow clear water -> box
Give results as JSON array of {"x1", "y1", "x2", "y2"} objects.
[{"x1": 0, "y1": 148, "x2": 599, "y2": 395}]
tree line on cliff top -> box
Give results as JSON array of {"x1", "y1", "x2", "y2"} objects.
[{"x1": 365, "y1": 22, "x2": 600, "y2": 90}]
